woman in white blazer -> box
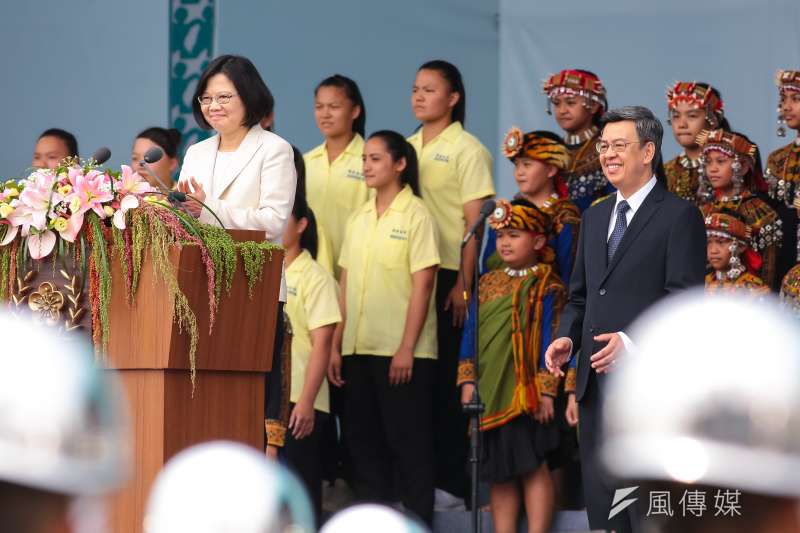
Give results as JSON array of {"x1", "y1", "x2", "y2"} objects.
[{"x1": 177, "y1": 55, "x2": 297, "y2": 458}]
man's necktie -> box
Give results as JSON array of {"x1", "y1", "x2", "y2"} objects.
[{"x1": 607, "y1": 200, "x2": 630, "y2": 263}]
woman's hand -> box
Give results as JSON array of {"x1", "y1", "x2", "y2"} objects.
[
  {"x1": 389, "y1": 345, "x2": 414, "y2": 386},
  {"x1": 444, "y1": 283, "x2": 467, "y2": 328},
  {"x1": 328, "y1": 348, "x2": 345, "y2": 387},
  {"x1": 177, "y1": 176, "x2": 206, "y2": 218},
  {"x1": 288, "y1": 400, "x2": 315, "y2": 440}
]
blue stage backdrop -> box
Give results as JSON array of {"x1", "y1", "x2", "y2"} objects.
[{"x1": 497, "y1": 0, "x2": 800, "y2": 198}]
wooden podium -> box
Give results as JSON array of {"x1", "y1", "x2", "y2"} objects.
[{"x1": 104, "y1": 230, "x2": 283, "y2": 533}]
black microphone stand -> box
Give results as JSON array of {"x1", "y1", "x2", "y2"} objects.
[{"x1": 460, "y1": 230, "x2": 484, "y2": 533}]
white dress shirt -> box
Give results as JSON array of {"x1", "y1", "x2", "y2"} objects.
[
  {"x1": 564, "y1": 176, "x2": 657, "y2": 365},
  {"x1": 604, "y1": 175, "x2": 657, "y2": 354}
]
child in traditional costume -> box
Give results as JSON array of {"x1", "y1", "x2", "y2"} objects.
[
  {"x1": 704, "y1": 209, "x2": 769, "y2": 297},
  {"x1": 664, "y1": 82, "x2": 729, "y2": 204},
  {"x1": 543, "y1": 69, "x2": 613, "y2": 212},
  {"x1": 458, "y1": 199, "x2": 566, "y2": 533},
  {"x1": 483, "y1": 128, "x2": 580, "y2": 287},
  {"x1": 766, "y1": 70, "x2": 800, "y2": 285},
  {"x1": 697, "y1": 129, "x2": 782, "y2": 287}
]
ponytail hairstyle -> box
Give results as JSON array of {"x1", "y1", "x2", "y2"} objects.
[
  {"x1": 418, "y1": 60, "x2": 466, "y2": 125},
  {"x1": 368, "y1": 130, "x2": 420, "y2": 196},
  {"x1": 136, "y1": 127, "x2": 183, "y2": 159},
  {"x1": 291, "y1": 145, "x2": 306, "y2": 200},
  {"x1": 291, "y1": 195, "x2": 319, "y2": 259},
  {"x1": 315, "y1": 74, "x2": 366, "y2": 138}
]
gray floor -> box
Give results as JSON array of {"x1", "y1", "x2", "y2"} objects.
[{"x1": 433, "y1": 509, "x2": 592, "y2": 532}]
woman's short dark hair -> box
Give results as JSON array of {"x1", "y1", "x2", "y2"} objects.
[
  {"x1": 418, "y1": 60, "x2": 466, "y2": 125},
  {"x1": 136, "y1": 127, "x2": 183, "y2": 159},
  {"x1": 368, "y1": 130, "x2": 420, "y2": 196},
  {"x1": 38, "y1": 128, "x2": 78, "y2": 158},
  {"x1": 192, "y1": 55, "x2": 275, "y2": 131},
  {"x1": 315, "y1": 74, "x2": 367, "y2": 138}
]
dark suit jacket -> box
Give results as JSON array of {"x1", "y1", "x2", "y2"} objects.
[{"x1": 557, "y1": 181, "x2": 706, "y2": 401}]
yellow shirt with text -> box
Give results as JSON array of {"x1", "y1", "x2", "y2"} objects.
[
  {"x1": 285, "y1": 249, "x2": 342, "y2": 413},
  {"x1": 408, "y1": 122, "x2": 495, "y2": 270},
  {"x1": 339, "y1": 185, "x2": 440, "y2": 358},
  {"x1": 305, "y1": 134, "x2": 369, "y2": 274}
]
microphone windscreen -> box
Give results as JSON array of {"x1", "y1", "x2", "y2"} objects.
[
  {"x1": 91, "y1": 147, "x2": 112, "y2": 165},
  {"x1": 480, "y1": 198, "x2": 497, "y2": 217},
  {"x1": 144, "y1": 147, "x2": 164, "y2": 164}
]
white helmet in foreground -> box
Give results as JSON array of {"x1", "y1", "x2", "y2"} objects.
[
  {"x1": 602, "y1": 290, "x2": 800, "y2": 497},
  {"x1": 0, "y1": 316, "x2": 129, "y2": 495},
  {"x1": 144, "y1": 441, "x2": 314, "y2": 533},
  {"x1": 320, "y1": 504, "x2": 430, "y2": 533}
]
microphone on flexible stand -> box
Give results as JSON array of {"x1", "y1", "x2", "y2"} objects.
[
  {"x1": 461, "y1": 198, "x2": 497, "y2": 248},
  {"x1": 90, "y1": 147, "x2": 112, "y2": 166},
  {"x1": 138, "y1": 147, "x2": 174, "y2": 193}
]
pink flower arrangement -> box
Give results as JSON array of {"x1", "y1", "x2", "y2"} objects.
[{"x1": 0, "y1": 164, "x2": 155, "y2": 259}]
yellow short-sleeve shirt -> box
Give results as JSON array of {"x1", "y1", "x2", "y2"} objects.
[
  {"x1": 408, "y1": 122, "x2": 495, "y2": 270},
  {"x1": 314, "y1": 221, "x2": 334, "y2": 275},
  {"x1": 285, "y1": 249, "x2": 342, "y2": 413},
  {"x1": 305, "y1": 134, "x2": 369, "y2": 274},
  {"x1": 338, "y1": 185, "x2": 440, "y2": 359}
]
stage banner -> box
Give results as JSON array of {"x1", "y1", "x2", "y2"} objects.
[{"x1": 170, "y1": 0, "x2": 215, "y2": 159}]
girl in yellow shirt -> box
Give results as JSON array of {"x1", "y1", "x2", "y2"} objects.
[
  {"x1": 329, "y1": 130, "x2": 440, "y2": 525},
  {"x1": 282, "y1": 194, "x2": 341, "y2": 525},
  {"x1": 408, "y1": 59, "x2": 495, "y2": 503},
  {"x1": 305, "y1": 75, "x2": 370, "y2": 276}
]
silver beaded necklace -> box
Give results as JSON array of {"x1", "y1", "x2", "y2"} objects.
[{"x1": 504, "y1": 265, "x2": 539, "y2": 278}]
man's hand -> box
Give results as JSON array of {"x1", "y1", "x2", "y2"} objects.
[
  {"x1": 534, "y1": 396, "x2": 555, "y2": 423},
  {"x1": 590, "y1": 333, "x2": 625, "y2": 373},
  {"x1": 545, "y1": 337, "x2": 572, "y2": 377},
  {"x1": 565, "y1": 393, "x2": 579, "y2": 427}
]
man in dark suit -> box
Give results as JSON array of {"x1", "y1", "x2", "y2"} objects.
[{"x1": 545, "y1": 106, "x2": 706, "y2": 532}]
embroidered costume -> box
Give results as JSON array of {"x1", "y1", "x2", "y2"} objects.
[
  {"x1": 697, "y1": 129, "x2": 783, "y2": 286},
  {"x1": 766, "y1": 70, "x2": 800, "y2": 278},
  {"x1": 704, "y1": 210, "x2": 769, "y2": 297},
  {"x1": 482, "y1": 129, "x2": 581, "y2": 287},
  {"x1": 664, "y1": 82, "x2": 727, "y2": 204},
  {"x1": 543, "y1": 70, "x2": 613, "y2": 211},
  {"x1": 780, "y1": 264, "x2": 800, "y2": 315},
  {"x1": 458, "y1": 201, "x2": 566, "y2": 482}
]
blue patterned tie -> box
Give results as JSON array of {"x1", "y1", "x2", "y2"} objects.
[{"x1": 607, "y1": 200, "x2": 630, "y2": 263}]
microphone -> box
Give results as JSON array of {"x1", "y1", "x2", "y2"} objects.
[
  {"x1": 90, "y1": 147, "x2": 111, "y2": 166},
  {"x1": 461, "y1": 199, "x2": 497, "y2": 247},
  {"x1": 138, "y1": 147, "x2": 173, "y2": 192}
]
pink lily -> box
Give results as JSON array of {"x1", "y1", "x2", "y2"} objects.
[
  {"x1": 117, "y1": 165, "x2": 153, "y2": 196},
  {"x1": 66, "y1": 169, "x2": 113, "y2": 218}
]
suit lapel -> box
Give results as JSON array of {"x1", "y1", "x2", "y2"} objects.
[
  {"x1": 192, "y1": 135, "x2": 219, "y2": 193},
  {"x1": 600, "y1": 183, "x2": 665, "y2": 285},
  {"x1": 212, "y1": 125, "x2": 264, "y2": 198}
]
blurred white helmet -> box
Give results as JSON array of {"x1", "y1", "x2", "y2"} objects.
[
  {"x1": 144, "y1": 441, "x2": 314, "y2": 533},
  {"x1": 320, "y1": 504, "x2": 430, "y2": 533},
  {"x1": 602, "y1": 289, "x2": 800, "y2": 497},
  {"x1": 0, "y1": 315, "x2": 129, "y2": 495}
]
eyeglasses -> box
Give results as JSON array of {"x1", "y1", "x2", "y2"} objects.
[
  {"x1": 595, "y1": 140, "x2": 643, "y2": 154},
  {"x1": 197, "y1": 93, "x2": 238, "y2": 106}
]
